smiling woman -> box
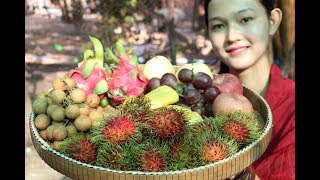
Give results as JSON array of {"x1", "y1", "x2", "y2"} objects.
[{"x1": 204, "y1": 0, "x2": 295, "y2": 179}]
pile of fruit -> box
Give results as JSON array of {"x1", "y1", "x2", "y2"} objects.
[{"x1": 31, "y1": 36, "x2": 262, "y2": 172}]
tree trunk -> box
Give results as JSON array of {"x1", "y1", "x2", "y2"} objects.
[
  {"x1": 167, "y1": 0, "x2": 176, "y2": 65},
  {"x1": 71, "y1": 0, "x2": 83, "y2": 23},
  {"x1": 192, "y1": 0, "x2": 199, "y2": 30}
]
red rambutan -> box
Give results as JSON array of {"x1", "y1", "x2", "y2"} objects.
[
  {"x1": 68, "y1": 139, "x2": 97, "y2": 164},
  {"x1": 202, "y1": 139, "x2": 229, "y2": 163},
  {"x1": 223, "y1": 121, "x2": 249, "y2": 144},
  {"x1": 148, "y1": 107, "x2": 187, "y2": 139},
  {"x1": 57, "y1": 134, "x2": 97, "y2": 164},
  {"x1": 118, "y1": 96, "x2": 151, "y2": 123},
  {"x1": 139, "y1": 148, "x2": 165, "y2": 172},
  {"x1": 102, "y1": 117, "x2": 136, "y2": 144},
  {"x1": 214, "y1": 111, "x2": 262, "y2": 146}
]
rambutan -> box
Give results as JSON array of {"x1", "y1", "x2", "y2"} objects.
[
  {"x1": 57, "y1": 134, "x2": 97, "y2": 164},
  {"x1": 199, "y1": 133, "x2": 238, "y2": 165},
  {"x1": 95, "y1": 141, "x2": 144, "y2": 171},
  {"x1": 201, "y1": 139, "x2": 229, "y2": 163},
  {"x1": 184, "y1": 122, "x2": 238, "y2": 167},
  {"x1": 184, "y1": 116, "x2": 217, "y2": 147},
  {"x1": 139, "y1": 148, "x2": 166, "y2": 172},
  {"x1": 166, "y1": 136, "x2": 190, "y2": 171},
  {"x1": 214, "y1": 111, "x2": 262, "y2": 147},
  {"x1": 118, "y1": 96, "x2": 151, "y2": 123},
  {"x1": 169, "y1": 138, "x2": 183, "y2": 159},
  {"x1": 90, "y1": 112, "x2": 143, "y2": 145},
  {"x1": 223, "y1": 121, "x2": 249, "y2": 143},
  {"x1": 102, "y1": 117, "x2": 136, "y2": 144},
  {"x1": 147, "y1": 106, "x2": 188, "y2": 139}
]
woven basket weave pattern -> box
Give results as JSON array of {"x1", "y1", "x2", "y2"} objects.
[{"x1": 30, "y1": 85, "x2": 272, "y2": 180}]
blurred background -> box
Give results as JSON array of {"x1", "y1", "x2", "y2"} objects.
[{"x1": 25, "y1": 0, "x2": 295, "y2": 179}]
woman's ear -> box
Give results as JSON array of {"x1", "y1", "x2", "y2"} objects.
[{"x1": 269, "y1": 8, "x2": 282, "y2": 35}]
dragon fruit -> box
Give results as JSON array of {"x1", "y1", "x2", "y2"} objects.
[
  {"x1": 106, "y1": 42, "x2": 148, "y2": 105},
  {"x1": 68, "y1": 36, "x2": 109, "y2": 98},
  {"x1": 69, "y1": 60, "x2": 108, "y2": 97}
]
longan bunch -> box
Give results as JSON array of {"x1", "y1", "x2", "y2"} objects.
[{"x1": 32, "y1": 77, "x2": 111, "y2": 150}]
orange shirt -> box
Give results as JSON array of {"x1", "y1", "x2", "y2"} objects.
[{"x1": 252, "y1": 63, "x2": 295, "y2": 179}]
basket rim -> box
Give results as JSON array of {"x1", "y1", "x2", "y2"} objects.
[{"x1": 29, "y1": 84, "x2": 273, "y2": 175}]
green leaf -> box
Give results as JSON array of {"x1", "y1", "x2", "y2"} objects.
[
  {"x1": 54, "y1": 43, "x2": 64, "y2": 52},
  {"x1": 76, "y1": 103, "x2": 85, "y2": 108},
  {"x1": 84, "y1": 49, "x2": 94, "y2": 60},
  {"x1": 120, "y1": 8, "x2": 127, "y2": 17},
  {"x1": 93, "y1": 79, "x2": 109, "y2": 94},
  {"x1": 82, "y1": 59, "x2": 96, "y2": 78},
  {"x1": 129, "y1": 0, "x2": 137, "y2": 7},
  {"x1": 89, "y1": 36, "x2": 104, "y2": 67}
]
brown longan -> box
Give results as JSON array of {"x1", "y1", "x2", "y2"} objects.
[
  {"x1": 74, "y1": 115, "x2": 92, "y2": 132},
  {"x1": 86, "y1": 94, "x2": 100, "y2": 108},
  {"x1": 34, "y1": 114, "x2": 51, "y2": 130},
  {"x1": 70, "y1": 89, "x2": 86, "y2": 103}
]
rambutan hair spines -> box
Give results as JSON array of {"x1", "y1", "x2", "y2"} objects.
[
  {"x1": 214, "y1": 111, "x2": 262, "y2": 147},
  {"x1": 146, "y1": 106, "x2": 188, "y2": 139},
  {"x1": 117, "y1": 95, "x2": 152, "y2": 123},
  {"x1": 189, "y1": 130, "x2": 238, "y2": 166},
  {"x1": 90, "y1": 111, "x2": 145, "y2": 146},
  {"x1": 57, "y1": 133, "x2": 98, "y2": 165},
  {"x1": 138, "y1": 146, "x2": 167, "y2": 172}
]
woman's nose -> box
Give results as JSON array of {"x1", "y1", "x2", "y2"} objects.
[{"x1": 226, "y1": 25, "x2": 242, "y2": 43}]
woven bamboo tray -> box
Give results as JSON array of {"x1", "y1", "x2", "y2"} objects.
[{"x1": 30, "y1": 84, "x2": 272, "y2": 180}]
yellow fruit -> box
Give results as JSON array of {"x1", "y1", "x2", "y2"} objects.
[
  {"x1": 167, "y1": 105, "x2": 203, "y2": 124},
  {"x1": 143, "y1": 55, "x2": 175, "y2": 80},
  {"x1": 144, "y1": 85, "x2": 179, "y2": 109}
]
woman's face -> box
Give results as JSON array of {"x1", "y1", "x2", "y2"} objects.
[{"x1": 207, "y1": 0, "x2": 271, "y2": 70}]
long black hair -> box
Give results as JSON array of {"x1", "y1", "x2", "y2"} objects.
[{"x1": 204, "y1": 0, "x2": 275, "y2": 73}]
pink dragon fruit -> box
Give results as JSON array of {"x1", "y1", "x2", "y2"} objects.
[
  {"x1": 68, "y1": 36, "x2": 109, "y2": 98},
  {"x1": 106, "y1": 42, "x2": 148, "y2": 105},
  {"x1": 69, "y1": 60, "x2": 108, "y2": 97}
]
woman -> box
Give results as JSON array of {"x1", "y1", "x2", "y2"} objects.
[{"x1": 204, "y1": 0, "x2": 295, "y2": 179}]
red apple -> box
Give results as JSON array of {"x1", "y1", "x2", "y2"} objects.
[
  {"x1": 212, "y1": 92, "x2": 253, "y2": 116},
  {"x1": 211, "y1": 73, "x2": 243, "y2": 95}
]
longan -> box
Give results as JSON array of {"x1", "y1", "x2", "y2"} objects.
[
  {"x1": 74, "y1": 115, "x2": 92, "y2": 132},
  {"x1": 70, "y1": 89, "x2": 86, "y2": 103},
  {"x1": 34, "y1": 114, "x2": 50, "y2": 130},
  {"x1": 86, "y1": 94, "x2": 100, "y2": 108}
]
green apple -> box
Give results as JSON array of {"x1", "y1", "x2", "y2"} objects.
[{"x1": 143, "y1": 55, "x2": 176, "y2": 80}]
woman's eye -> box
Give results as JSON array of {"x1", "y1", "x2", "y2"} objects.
[
  {"x1": 240, "y1": 17, "x2": 253, "y2": 23},
  {"x1": 211, "y1": 24, "x2": 225, "y2": 31}
]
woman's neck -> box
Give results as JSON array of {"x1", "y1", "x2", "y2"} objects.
[{"x1": 230, "y1": 56, "x2": 272, "y2": 96}]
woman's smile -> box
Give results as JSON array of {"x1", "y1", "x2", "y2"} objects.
[{"x1": 226, "y1": 46, "x2": 249, "y2": 57}]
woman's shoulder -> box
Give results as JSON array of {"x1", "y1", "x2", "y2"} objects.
[
  {"x1": 265, "y1": 64, "x2": 295, "y2": 108},
  {"x1": 271, "y1": 64, "x2": 295, "y2": 93}
]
